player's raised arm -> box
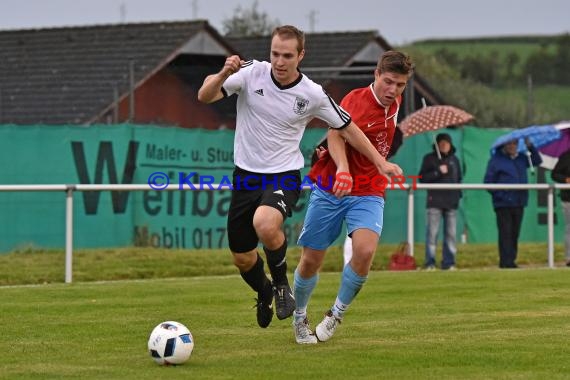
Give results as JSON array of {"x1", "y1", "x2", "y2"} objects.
[{"x1": 197, "y1": 55, "x2": 243, "y2": 103}]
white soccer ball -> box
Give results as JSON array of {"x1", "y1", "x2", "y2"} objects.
[{"x1": 148, "y1": 321, "x2": 194, "y2": 365}]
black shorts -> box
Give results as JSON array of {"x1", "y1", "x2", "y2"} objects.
[{"x1": 227, "y1": 166, "x2": 301, "y2": 253}]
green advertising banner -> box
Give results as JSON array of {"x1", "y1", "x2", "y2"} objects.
[
  {"x1": 0, "y1": 124, "x2": 564, "y2": 253},
  {"x1": 0, "y1": 124, "x2": 324, "y2": 252}
]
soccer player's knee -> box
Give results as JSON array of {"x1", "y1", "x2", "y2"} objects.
[
  {"x1": 352, "y1": 242, "x2": 376, "y2": 258},
  {"x1": 232, "y1": 252, "x2": 257, "y2": 271},
  {"x1": 253, "y1": 218, "x2": 280, "y2": 239},
  {"x1": 299, "y1": 254, "x2": 321, "y2": 276}
]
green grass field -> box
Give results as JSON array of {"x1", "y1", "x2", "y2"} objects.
[
  {"x1": 0, "y1": 243, "x2": 567, "y2": 286},
  {"x1": 1, "y1": 244, "x2": 570, "y2": 379},
  {"x1": 2, "y1": 269, "x2": 569, "y2": 379}
]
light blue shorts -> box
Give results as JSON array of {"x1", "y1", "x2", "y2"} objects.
[{"x1": 297, "y1": 187, "x2": 385, "y2": 250}]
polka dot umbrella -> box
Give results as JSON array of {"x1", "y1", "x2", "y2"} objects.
[{"x1": 400, "y1": 105, "x2": 475, "y2": 138}]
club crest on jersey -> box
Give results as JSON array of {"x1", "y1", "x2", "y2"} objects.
[{"x1": 293, "y1": 97, "x2": 309, "y2": 115}]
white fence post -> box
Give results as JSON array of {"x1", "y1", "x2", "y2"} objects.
[
  {"x1": 407, "y1": 187, "x2": 415, "y2": 257},
  {"x1": 65, "y1": 186, "x2": 74, "y2": 283},
  {"x1": 548, "y1": 185, "x2": 555, "y2": 268}
]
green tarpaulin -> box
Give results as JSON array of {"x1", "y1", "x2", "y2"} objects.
[{"x1": 0, "y1": 124, "x2": 563, "y2": 252}]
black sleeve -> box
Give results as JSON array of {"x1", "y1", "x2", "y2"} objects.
[
  {"x1": 387, "y1": 127, "x2": 403, "y2": 159},
  {"x1": 418, "y1": 153, "x2": 440, "y2": 183},
  {"x1": 456, "y1": 156, "x2": 463, "y2": 182},
  {"x1": 552, "y1": 151, "x2": 570, "y2": 183}
]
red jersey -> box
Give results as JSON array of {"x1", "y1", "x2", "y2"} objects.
[{"x1": 308, "y1": 84, "x2": 400, "y2": 197}]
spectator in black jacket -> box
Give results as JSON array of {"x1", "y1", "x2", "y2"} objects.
[
  {"x1": 551, "y1": 148, "x2": 570, "y2": 266},
  {"x1": 418, "y1": 133, "x2": 463, "y2": 270}
]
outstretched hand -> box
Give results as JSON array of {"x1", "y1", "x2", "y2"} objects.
[
  {"x1": 222, "y1": 55, "x2": 243, "y2": 77},
  {"x1": 377, "y1": 161, "x2": 403, "y2": 177},
  {"x1": 315, "y1": 146, "x2": 327, "y2": 159}
]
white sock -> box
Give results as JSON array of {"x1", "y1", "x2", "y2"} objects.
[{"x1": 294, "y1": 309, "x2": 307, "y2": 321}]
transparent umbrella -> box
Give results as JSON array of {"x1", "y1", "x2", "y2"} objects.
[{"x1": 491, "y1": 124, "x2": 563, "y2": 172}]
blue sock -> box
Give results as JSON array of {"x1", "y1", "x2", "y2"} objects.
[
  {"x1": 293, "y1": 268, "x2": 318, "y2": 319},
  {"x1": 332, "y1": 264, "x2": 367, "y2": 319}
]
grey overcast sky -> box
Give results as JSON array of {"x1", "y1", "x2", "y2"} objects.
[{"x1": 1, "y1": 0, "x2": 568, "y2": 45}]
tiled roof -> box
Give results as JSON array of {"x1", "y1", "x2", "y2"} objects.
[
  {"x1": 0, "y1": 23, "x2": 443, "y2": 125},
  {"x1": 0, "y1": 20, "x2": 230, "y2": 125}
]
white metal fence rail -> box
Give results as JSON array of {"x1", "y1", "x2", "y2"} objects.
[{"x1": 1, "y1": 183, "x2": 568, "y2": 283}]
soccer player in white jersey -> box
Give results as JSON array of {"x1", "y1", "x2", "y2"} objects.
[
  {"x1": 293, "y1": 51, "x2": 414, "y2": 344},
  {"x1": 197, "y1": 25, "x2": 402, "y2": 329}
]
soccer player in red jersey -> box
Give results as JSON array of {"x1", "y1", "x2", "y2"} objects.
[{"x1": 293, "y1": 51, "x2": 414, "y2": 343}]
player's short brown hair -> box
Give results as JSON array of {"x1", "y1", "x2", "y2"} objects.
[
  {"x1": 272, "y1": 25, "x2": 305, "y2": 54},
  {"x1": 377, "y1": 51, "x2": 414, "y2": 76}
]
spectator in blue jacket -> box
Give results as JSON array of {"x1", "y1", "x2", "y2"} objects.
[{"x1": 483, "y1": 139, "x2": 542, "y2": 268}]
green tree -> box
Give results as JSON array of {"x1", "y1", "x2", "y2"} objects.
[
  {"x1": 222, "y1": 1, "x2": 280, "y2": 37},
  {"x1": 503, "y1": 52, "x2": 520, "y2": 85},
  {"x1": 553, "y1": 33, "x2": 570, "y2": 85},
  {"x1": 460, "y1": 54, "x2": 497, "y2": 85},
  {"x1": 404, "y1": 37, "x2": 570, "y2": 124},
  {"x1": 404, "y1": 49, "x2": 526, "y2": 128},
  {"x1": 435, "y1": 48, "x2": 460, "y2": 68},
  {"x1": 524, "y1": 45, "x2": 556, "y2": 85},
  {"x1": 523, "y1": 35, "x2": 570, "y2": 86}
]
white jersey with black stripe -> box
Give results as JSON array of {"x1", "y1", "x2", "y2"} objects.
[{"x1": 222, "y1": 60, "x2": 351, "y2": 173}]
